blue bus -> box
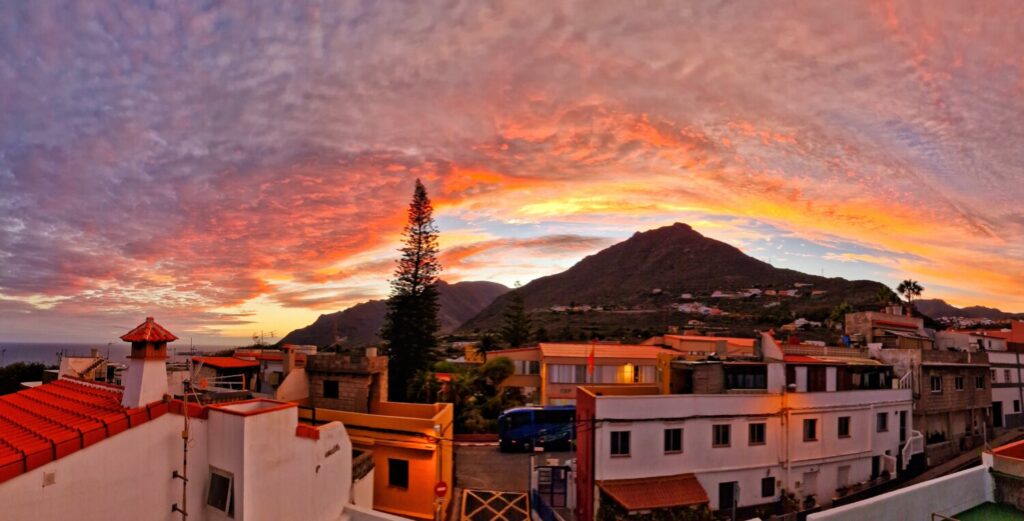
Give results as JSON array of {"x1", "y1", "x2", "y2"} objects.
[{"x1": 498, "y1": 405, "x2": 575, "y2": 452}]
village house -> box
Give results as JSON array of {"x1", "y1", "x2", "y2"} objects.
[
  {"x1": 849, "y1": 308, "x2": 994, "y2": 465},
  {"x1": 275, "y1": 346, "x2": 456, "y2": 520},
  {"x1": 575, "y1": 332, "x2": 921, "y2": 520},
  {"x1": 0, "y1": 317, "x2": 403, "y2": 521},
  {"x1": 491, "y1": 343, "x2": 675, "y2": 406}
]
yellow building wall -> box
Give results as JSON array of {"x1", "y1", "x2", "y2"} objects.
[{"x1": 299, "y1": 403, "x2": 454, "y2": 520}]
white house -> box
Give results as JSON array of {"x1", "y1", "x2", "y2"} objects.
[
  {"x1": 0, "y1": 317, "x2": 401, "y2": 521},
  {"x1": 575, "y1": 332, "x2": 922, "y2": 520}
]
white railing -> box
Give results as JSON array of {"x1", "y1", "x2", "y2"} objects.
[
  {"x1": 897, "y1": 372, "x2": 912, "y2": 390},
  {"x1": 902, "y1": 430, "x2": 925, "y2": 468}
]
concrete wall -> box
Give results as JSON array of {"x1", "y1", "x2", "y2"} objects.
[{"x1": 807, "y1": 466, "x2": 993, "y2": 521}]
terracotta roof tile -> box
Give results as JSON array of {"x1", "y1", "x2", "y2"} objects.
[
  {"x1": 120, "y1": 317, "x2": 178, "y2": 343},
  {"x1": 192, "y1": 356, "x2": 259, "y2": 369},
  {"x1": 598, "y1": 473, "x2": 708, "y2": 511},
  {"x1": 539, "y1": 343, "x2": 673, "y2": 359},
  {"x1": 0, "y1": 379, "x2": 167, "y2": 485}
]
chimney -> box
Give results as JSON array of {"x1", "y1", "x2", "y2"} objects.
[
  {"x1": 119, "y1": 317, "x2": 177, "y2": 408},
  {"x1": 90, "y1": 348, "x2": 99, "y2": 358},
  {"x1": 282, "y1": 345, "x2": 296, "y2": 376}
]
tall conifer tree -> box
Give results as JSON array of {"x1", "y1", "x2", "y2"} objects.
[
  {"x1": 382, "y1": 179, "x2": 441, "y2": 402},
  {"x1": 500, "y1": 286, "x2": 532, "y2": 348}
]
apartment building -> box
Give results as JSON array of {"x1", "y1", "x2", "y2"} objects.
[
  {"x1": 845, "y1": 307, "x2": 931, "y2": 349},
  {"x1": 492, "y1": 343, "x2": 674, "y2": 406},
  {"x1": 575, "y1": 333, "x2": 920, "y2": 520}
]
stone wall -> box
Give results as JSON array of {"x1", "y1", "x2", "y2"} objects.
[{"x1": 306, "y1": 348, "x2": 388, "y2": 413}]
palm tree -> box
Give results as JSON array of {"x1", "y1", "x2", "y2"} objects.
[{"x1": 897, "y1": 279, "x2": 924, "y2": 303}]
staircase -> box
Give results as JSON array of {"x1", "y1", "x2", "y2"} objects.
[
  {"x1": 77, "y1": 357, "x2": 106, "y2": 379},
  {"x1": 902, "y1": 430, "x2": 925, "y2": 469}
]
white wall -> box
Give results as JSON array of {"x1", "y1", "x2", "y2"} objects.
[
  {"x1": 0, "y1": 401, "x2": 359, "y2": 521},
  {"x1": 0, "y1": 413, "x2": 208, "y2": 521},
  {"x1": 592, "y1": 390, "x2": 913, "y2": 509},
  {"x1": 807, "y1": 466, "x2": 993, "y2": 521}
]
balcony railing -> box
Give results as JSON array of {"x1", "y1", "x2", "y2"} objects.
[{"x1": 902, "y1": 430, "x2": 925, "y2": 468}]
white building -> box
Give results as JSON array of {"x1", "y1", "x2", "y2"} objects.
[
  {"x1": 0, "y1": 317, "x2": 401, "y2": 521},
  {"x1": 574, "y1": 333, "x2": 922, "y2": 520}
]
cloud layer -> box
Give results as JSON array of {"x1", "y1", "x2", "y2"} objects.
[{"x1": 2, "y1": 1, "x2": 1024, "y2": 341}]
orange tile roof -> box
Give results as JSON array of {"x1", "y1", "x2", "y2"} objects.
[
  {"x1": 598, "y1": 473, "x2": 708, "y2": 511},
  {"x1": 539, "y1": 343, "x2": 673, "y2": 359},
  {"x1": 192, "y1": 356, "x2": 259, "y2": 369},
  {"x1": 120, "y1": 317, "x2": 178, "y2": 343},
  {"x1": 664, "y1": 335, "x2": 756, "y2": 347},
  {"x1": 0, "y1": 379, "x2": 168, "y2": 485}
]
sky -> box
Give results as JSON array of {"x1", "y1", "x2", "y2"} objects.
[{"x1": 2, "y1": 1, "x2": 1024, "y2": 344}]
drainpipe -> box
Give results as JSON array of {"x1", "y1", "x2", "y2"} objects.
[{"x1": 1017, "y1": 351, "x2": 1023, "y2": 429}]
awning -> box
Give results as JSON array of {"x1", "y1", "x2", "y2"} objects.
[{"x1": 598, "y1": 474, "x2": 708, "y2": 512}]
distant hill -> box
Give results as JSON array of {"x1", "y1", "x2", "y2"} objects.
[
  {"x1": 458, "y1": 223, "x2": 890, "y2": 334},
  {"x1": 279, "y1": 280, "x2": 508, "y2": 347},
  {"x1": 915, "y1": 299, "x2": 1024, "y2": 320}
]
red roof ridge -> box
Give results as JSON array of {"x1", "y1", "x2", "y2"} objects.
[{"x1": 120, "y1": 316, "x2": 178, "y2": 343}]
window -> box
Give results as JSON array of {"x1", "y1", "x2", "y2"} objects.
[
  {"x1": 548, "y1": 364, "x2": 586, "y2": 383},
  {"x1": 992, "y1": 369, "x2": 998, "y2": 383},
  {"x1": 803, "y1": 419, "x2": 818, "y2": 442},
  {"x1": 761, "y1": 476, "x2": 776, "y2": 498},
  {"x1": 1016, "y1": 400, "x2": 1021, "y2": 413},
  {"x1": 611, "y1": 431, "x2": 631, "y2": 456},
  {"x1": 712, "y1": 424, "x2": 731, "y2": 447},
  {"x1": 876, "y1": 412, "x2": 888, "y2": 433},
  {"x1": 388, "y1": 459, "x2": 409, "y2": 488},
  {"x1": 664, "y1": 428, "x2": 683, "y2": 453},
  {"x1": 930, "y1": 375, "x2": 942, "y2": 393},
  {"x1": 838, "y1": 416, "x2": 851, "y2": 438},
  {"x1": 323, "y1": 380, "x2": 339, "y2": 399},
  {"x1": 955, "y1": 376, "x2": 964, "y2": 391},
  {"x1": 207, "y1": 468, "x2": 235, "y2": 517},
  {"x1": 513, "y1": 360, "x2": 540, "y2": 375},
  {"x1": 976, "y1": 376, "x2": 985, "y2": 389},
  {"x1": 748, "y1": 423, "x2": 766, "y2": 445},
  {"x1": 1006, "y1": 369, "x2": 1012, "y2": 383}
]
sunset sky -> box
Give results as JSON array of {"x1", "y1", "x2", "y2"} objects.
[{"x1": 2, "y1": 2, "x2": 1024, "y2": 343}]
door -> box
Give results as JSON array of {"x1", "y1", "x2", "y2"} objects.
[
  {"x1": 718, "y1": 482, "x2": 738, "y2": 512},
  {"x1": 871, "y1": 456, "x2": 881, "y2": 479},
  {"x1": 900, "y1": 411, "x2": 908, "y2": 444},
  {"x1": 993, "y1": 401, "x2": 1004, "y2": 428}
]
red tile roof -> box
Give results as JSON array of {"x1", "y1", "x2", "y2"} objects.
[
  {"x1": 120, "y1": 317, "x2": 178, "y2": 343},
  {"x1": 0, "y1": 379, "x2": 168, "y2": 485},
  {"x1": 784, "y1": 354, "x2": 837, "y2": 365},
  {"x1": 598, "y1": 473, "x2": 708, "y2": 511},
  {"x1": 192, "y1": 356, "x2": 260, "y2": 369},
  {"x1": 539, "y1": 343, "x2": 673, "y2": 360}
]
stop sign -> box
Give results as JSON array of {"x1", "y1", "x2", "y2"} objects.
[{"x1": 434, "y1": 481, "x2": 448, "y2": 498}]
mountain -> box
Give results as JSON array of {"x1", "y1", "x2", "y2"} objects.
[
  {"x1": 458, "y1": 223, "x2": 889, "y2": 333},
  {"x1": 915, "y1": 299, "x2": 1024, "y2": 320},
  {"x1": 279, "y1": 280, "x2": 508, "y2": 347}
]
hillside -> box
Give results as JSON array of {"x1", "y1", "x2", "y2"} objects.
[
  {"x1": 279, "y1": 280, "x2": 508, "y2": 347},
  {"x1": 458, "y1": 223, "x2": 889, "y2": 335},
  {"x1": 915, "y1": 299, "x2": 1024, "y2": 320}
]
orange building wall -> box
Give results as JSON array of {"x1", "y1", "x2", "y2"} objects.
[{"x1": 299, "y1": 402, "x2": 454, "y2": 520}]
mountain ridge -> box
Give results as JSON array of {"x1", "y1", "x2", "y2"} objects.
[
  {"x1": 914, "y1": 298, "x2": 1024, "y2": 320},
  {"x1": 458, "y1": 222, "x2": 890, "y2": 333},
  {"x1": 278, "y1": 280, "x2": 508, "y2": 347}
]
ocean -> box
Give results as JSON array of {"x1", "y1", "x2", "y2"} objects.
[{"x1": 0, "y1": 342, "x2": 233, "y2": 368}]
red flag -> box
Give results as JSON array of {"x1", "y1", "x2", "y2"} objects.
[{"x1": 587, "y1": 340, "x2": 595, "y2": 378}]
